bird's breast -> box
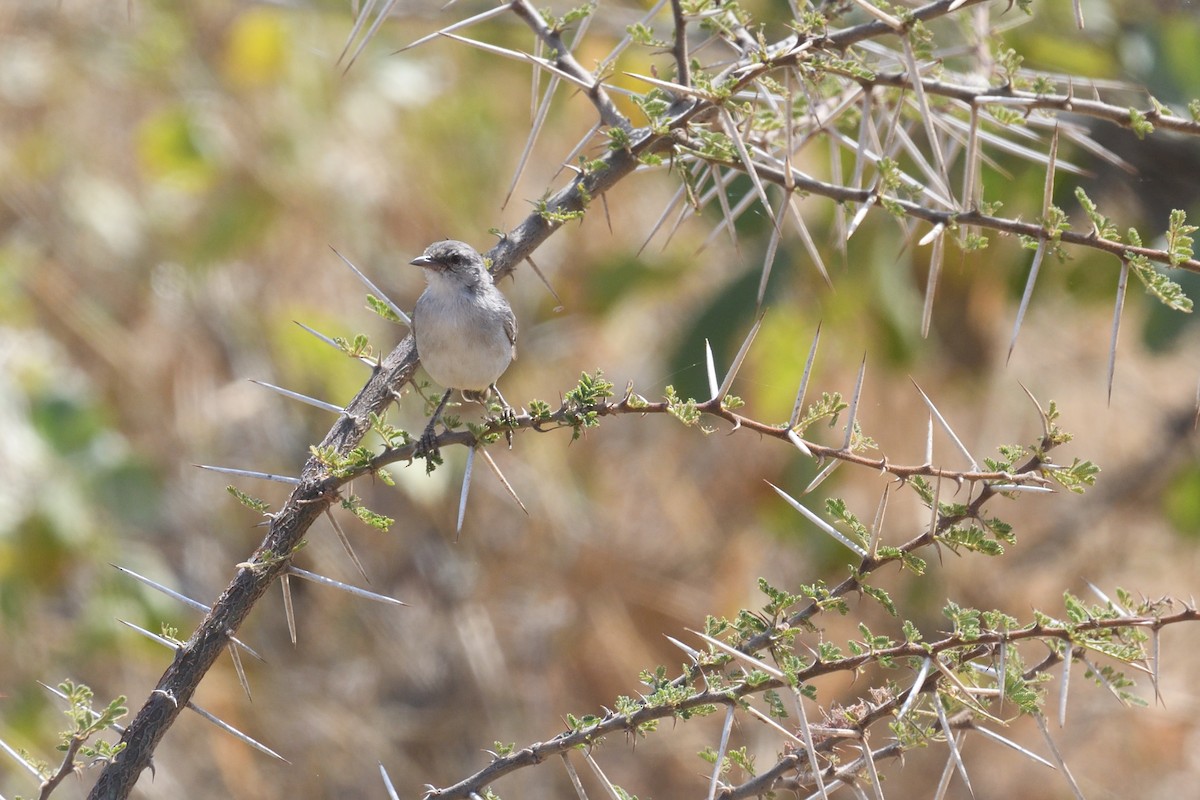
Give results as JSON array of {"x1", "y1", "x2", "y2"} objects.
[{"x1": 413, "y1": 287, "x2": 514, "y2": 391}]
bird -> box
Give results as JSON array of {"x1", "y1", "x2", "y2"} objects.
[{"x1": 410, "y1": 240, "x2": 517, "y2": 456}]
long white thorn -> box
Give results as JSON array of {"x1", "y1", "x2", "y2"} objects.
[
  {"x1": 227, "y1": 641, "x2": 253, "y2": 702},
  {"x1": 787, "y1": 195, "x2": 833, "y2": 288},
  {"x1": 118, "y1": 618, "x2": 179, "y2": 651},
  {"x1": 846, "y1": 0, "x2": 904, "y2": 30},
  {"x1": 326, "y1": 507, "x2": 370, "y2": 584},
  {"x1": 339, "y1": 0, "x2": 400, "y2": 73},
  {"x1": 330, "y1": 246, "x2": 410, "y2": 326},
  {"x1": 395, "y1": 3, "x2": 512, "y2": 52},
  {"x1": 803, "y1": 459, "x2": 841, "y2": 495},
  {"x1": 689, "y1": 629, "x2": 786, "y2": 680},
  {"x1": 789, "y1": 322, "x2": 822, "y2": 430},
  {"x1": 195, "y1": 464, "x2": 301, "y2": 484},
  {"x1": 868, "y1": 484, "x2": 890, "y2": 558},
  {"x1": 113, "y1": 564, "x2": 209, "y2": 614},
  {"x1": 1107, "y1": 259, "x2": 1129, "y2": 405},
  {"x1": 899, "y1": 657, "x2": 932, "y2": 720},
  {"x1": 911, "y1": 380, "x2": 978, "y2": 470},
  {"x1": 793, "y1": 687, "x2": 830, "y2": 799},
  {"x1": 187, "y1": 701, "x2": 289, "y2": 762},
  {"x1": 921, "y1": 229, "x2": 945, "y2": 339},
  {"x1": 0, "y1": 734, "x2": 46, "y2": 779},
  {"x1": 717, "y1": 314, "x2": 763, "y2": 401},
  {"x1": 560, "y1": 752, "x2": 588, "y2": 800},
  {"x1": 582, "y1": 750, "x2": 623, "y2": 800},
  {"x1": 767, "y1": 481, "x2": 867, "y2": 558},
  {"x1": 842, "y1": 354, "x2": 867, "y2": 451},
  {"x1": 1035, "y1": 714, "x2": 1087, "y2": 800},
  {"x1": 705, "y1": 339, "x2": 719, "y2": 401},
  {"x1": 972, "y1": 723, "x2": 1055, "y2": 768},
  {"x1": 758, "y1": 190, "x2": 790, "y2": 307},
  {"x1": 287, "y1": 565, "x2": 407, "y2": 606},
  {"x1": 380, "y1": 763, "x2": 401, "y2": 800},
  {"x1": 719, "y1": 107, "x2": 777, "y2": 232},
  {"x1": 281, "y1": 573, "x2": 297, "y2": 645},
  {"x1": 860, "y1": 732, "x2": 885, "y2": 800},
  {"x1": 251, "y1": 380, "x2": 344, "y2": 414},
  {"x1": 1007, "y1": 241, "x2": 1047, "y2": 364},
  {"x1": 439, "y1": 33, "x2": 595, "y2": 92},
  {"x1": 706, "y1": 705, "x2": 736, "y2": 800},
  {"x1": 479, "y1": 447, "x2": 529, "y2": 516},
  {"x1": 503, "y1": 75, "x2": 560, "y2": 211},
  {"x1": 457, "y1": 446, "x2": 475, "y2": 536},
  {"x1": 934, "y1": 701, "x2": 973, "y2": 796}
]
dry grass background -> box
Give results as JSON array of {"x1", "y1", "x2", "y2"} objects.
[{"x1": 1, "y1": 1, "x2": 1199, "y2": 798}]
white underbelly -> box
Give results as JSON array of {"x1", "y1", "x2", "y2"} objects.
[{"x1": 415, "y1": 306, "x2": 512, "y2": 392}]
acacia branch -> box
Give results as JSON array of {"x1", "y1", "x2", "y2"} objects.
[
  {"x1": 507, "y1": 0, "x2": 629, "y2": 130},
  {"x1": 424, "y1": 607, "x2": 1199, "y2": 798},
  {"x1": 369, "y1": 393, "x2": 1052, "y2": 489},
  {"x1": 86, "y1": 0, "x2": 1197, "y2": 795},
  {"x1": 669, "y1": 0, "x2": 692, "y2": 90},
  {"x1": 87, "y1": 341, "x2": 420, "y2": 799},
  {"x1": 861, "y1": 69, "x2": 1200, "y2": 137},
  {"x1": 676, "y1": 148, "x2": 1200, "y2": 273}
]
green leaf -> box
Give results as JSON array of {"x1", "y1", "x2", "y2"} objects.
[
  {"x1": 341, "y1": 495, "x2": 394, "y2": 531},
  {"x1": 665, "y1": 385, "x2": 702, "y2": 426},
  {"x1": 1129, "y1": 107, "x2": 1154, "y2": 139},
  {"x1": 1048, "y1": 458, "x2": 1100, "y2": 494},
  {"x1": 861, "y1": 583, "x2": 897, "y2": 616},
  {"x1": 1126, "y1": 254, "x2": 1192, "y2": 312},
  {"x1": 1075, "y1": 187, "x2": 1119, "y2": 240},
  {"x1": 943, "y1": 600, "x2": 982, "y2": 641},
  {"x1": 607, "y1": 126, "x2": 632, "y2": 152},
  {"x1": 333, "y1": 333, "x2": 374, "y2": 359},
  {"x1": 366, "y1": 294, "x2": 404, "y2": 323},
  {"x1": 794, "y1": 392, "x2": 847, "y2": 435},
  {"x1": 1166, "y1": 209, "x2": 1197, "y2": 267},
  {"x1": 227, "y1": 485, "x2": 270, "y2": 512}
]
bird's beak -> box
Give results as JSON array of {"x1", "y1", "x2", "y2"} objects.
[{"x1": 410, "y1": 255, "x2": 433, "y2": 268}]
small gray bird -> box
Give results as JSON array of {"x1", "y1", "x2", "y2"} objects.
[{"x1": 410, "y1": 240, "x2": 516, "y2": 452}]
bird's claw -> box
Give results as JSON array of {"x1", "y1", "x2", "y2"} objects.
[
  {"x1": 491, "y1": 404, "x2": 518, "y2": 449},
  {"x1": 415, "y1": 423, "x2": 442, "y2": 471}
]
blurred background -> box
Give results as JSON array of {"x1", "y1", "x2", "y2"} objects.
[{"x1": 1, "y1": 0, "x2": 1198, "y2": 797}]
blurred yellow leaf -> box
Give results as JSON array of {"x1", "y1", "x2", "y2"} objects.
[{"x1": 223, "y1": 7, "x2": 289, "y2": 89}]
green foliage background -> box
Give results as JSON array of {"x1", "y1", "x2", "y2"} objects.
[{"x1": 1, "y1": 1, "x2": 1198, "y2": 797}]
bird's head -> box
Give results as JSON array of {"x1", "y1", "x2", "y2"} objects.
[{"x1": 410, "y1": 240, "x2": 487, "y2": 276}]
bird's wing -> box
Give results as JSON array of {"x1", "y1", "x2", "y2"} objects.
[
  {"x1": 504, "y1": 306, "x2": 517, "y2": 358},
  {"x1": 409, "y1": 296, "x2": 422, "y2": 344}
]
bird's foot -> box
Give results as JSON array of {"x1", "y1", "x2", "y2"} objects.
[
  {"x1": 498, "y1": 405, "x2": 517, "y2": 449},
  {"x1": 415, "y1": 423, "x2": 443, "y2": 472},
  {"x1": 484, "y1": 385, "x2": 517, "y2": 449}
]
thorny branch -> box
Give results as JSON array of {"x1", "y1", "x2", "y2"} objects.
[
  {"x1": 369, "y1": 393, "x2": 1052, "y2": 489},
  {"x1": 84, "y1": 0, "x2": 1200, "y2": 797},
  {"x1": 424, "y1": 606, "x2": 1200, "y2": 799}
]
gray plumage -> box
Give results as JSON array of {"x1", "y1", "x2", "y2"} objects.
[{"x1": 410, "y1": 240, "x2": 516, "y2": 401}]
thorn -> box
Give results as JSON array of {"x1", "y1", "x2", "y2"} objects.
[
  {"x1": 251, "y1": 379, "x2": 344, "y2": 414},
  {"x1": 195, "y1": 464, "x2": 301, "y2": 484},
  {"x1": 478, "y1": 447, "x2": 529, "y2": 516},
  {"x1": 287, "y1": 565, "x2": 407, "y2": 606},
  {"x1": 789, "y1": 322, "x2": 822, "y2": 430},
  {"x1": 187, "y1": 701, "x2": 290, "y2": 762},
  {"x1": 455, "y1": 446, "x2": 476, "y2": 538},
  {"x1": 330, "y1": 246, "x2": 410, "y2": 326},
  {"x1": 281, "y1": 572, "x2": 297, "y2": 646}
]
